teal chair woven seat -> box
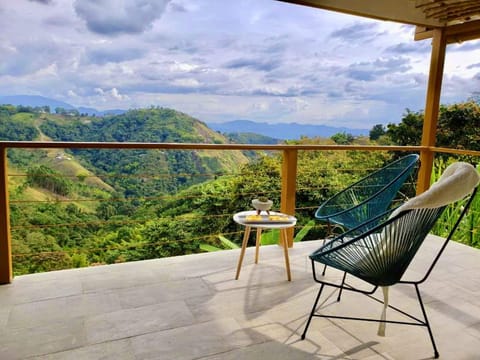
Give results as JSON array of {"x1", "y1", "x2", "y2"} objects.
[
  {"x1": 302, "y1": 162, "x2": 480, "y2": 359},
  {"x1": 315, "y1": 154, "x2": 419, "y2": 234}
]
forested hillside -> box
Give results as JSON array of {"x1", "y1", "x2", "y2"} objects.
[{"x1": 1, "y1": 105, "x2": 251, "y2": 273}]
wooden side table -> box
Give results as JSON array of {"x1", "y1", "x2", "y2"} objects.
[{"x1": 233, "y1": 210, "x2": 297, "y2": 281}]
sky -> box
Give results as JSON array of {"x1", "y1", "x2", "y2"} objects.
[{"x1": 0, "y1": 0, "x2": 479, "y2": 129}]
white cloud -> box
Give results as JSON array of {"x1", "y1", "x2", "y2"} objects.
[
  {"x1": 0, "y1": 0, "x2": 478, "y2": 128},
  {"x1": 110, "y1": 88, "x2": 124, "y2": 100},
  {"x1": 74, "y1": 0, "x2": 171, "y2": 36}
]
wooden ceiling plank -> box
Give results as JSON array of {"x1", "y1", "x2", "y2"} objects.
[
  {"x1": 427, "y1": 3, "x2": 480, "y2": 17},
  {"x1": 279, "y1": 1, "x2": 480, "y2": 38},
  {"x1": 445, "y1": 18, "x2": 480, "y2": 35},
  {"x1": 415, "y1": 0, "x2": 437, "y2": 9},
  {"x1": 277, "y1": 0, "x2": 444, "y2": 27}
]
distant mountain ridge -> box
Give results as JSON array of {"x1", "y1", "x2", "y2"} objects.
[
  {"x1": 207, "y1": 120, "x2": 368, "y2": 140},
  {"x1": 0, "y1": 95, "x2": 75, "y2": 110},
  {"x1": 0, "y1": 95, "x2": 124, "y2": 116},
  {"x1": 1, "y1": 94, "x2": 368, "y2": 140}
]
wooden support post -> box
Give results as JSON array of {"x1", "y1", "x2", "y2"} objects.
[
  {"x1": 0, "y1": 146, "x2": 13, "y2": 284},
  {"x1": 417, "y1": 28, "x2": 447, "y2": 195},
  {"x1": 281, "y1": 149, "x2": 297, "y2": 247}
]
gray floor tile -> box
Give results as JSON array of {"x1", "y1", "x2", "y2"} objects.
[
  {"x1": 0, "y1": 239, "x2": 478, "y2": 359},
  {"x1": 84, "y1": 301, "x2": 195, "y2": 344},
  {"x1": 7, "y1": 292, "x2": 122, "y2": 329},
  {"x1": 31, "y1": 338, "x2": 135, "y2": 360},
  {"x1": 130, "y1": 317, "x2": 261, "y2": 360},
  {"x1": 116, "y1": 277, "x2": 212, "y2": 309},
  {"x1": 0, "y1": 319, "x2": 86, "y2": 359}
]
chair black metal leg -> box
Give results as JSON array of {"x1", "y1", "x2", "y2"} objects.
[
  {"x1": 336, "y1": 272, "x2": 347, "y2": 302},
  {"x1": 415, "y1": 284, "x2": 440, "y2": 359},
  {"x1": 301, "y1": 284, "x2": 325, "y2": 340},
  {"x1": 321, "y1": 264, "x2": 327, "y2": 276},
  {"x1": 321, "y1": 235, "x2": 328, "y2": 276}
]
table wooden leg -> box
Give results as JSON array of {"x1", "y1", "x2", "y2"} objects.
[
  {"x1": 281, "y1": 229, "x2": 291, "y2": 281},
  {"x1": 255, "y1": 228, "x2": 262, "y2": 264},
  {"x1": 235, "y1": 226, "x2": 251, "y2": 280}
]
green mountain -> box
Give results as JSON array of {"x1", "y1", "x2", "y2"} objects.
[
  {"x1": 2, "y1": 106, "x2": 249, "y2": 197},
  {"x1": 0, "y1": 105, "x2": 253, "y2": 274}
]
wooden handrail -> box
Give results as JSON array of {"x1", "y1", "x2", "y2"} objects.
[
  {"x1": 429, "y1": 146, "x2": 480, "y2": 157},
  {"x1": 0, "y1": 141, "x2": 424, "y2": 151}
]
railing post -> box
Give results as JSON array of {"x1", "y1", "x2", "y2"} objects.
[
  {"x1": 417, "y1": 28, "x2": 447, "y2": 195},
  {"x1": 281, "y1": 148, "x2": 297, "y2": 247},
  {"x1": 0, "y1": 145, "x2": 13, "y2": 284}
]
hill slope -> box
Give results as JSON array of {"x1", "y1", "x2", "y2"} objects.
[{"x1": 3, "y1": 106, "x2": 249, "y2": 197}]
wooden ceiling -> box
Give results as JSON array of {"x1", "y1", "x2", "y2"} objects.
[
  {"x1": 278, "y1": 0, "x2": 480, "y2": 43},
  {"x1": 417, "y1": 0, "x2": 480, "y2": 25}
]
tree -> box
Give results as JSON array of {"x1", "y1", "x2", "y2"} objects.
[
  {"x1": 437, "y1": 101, "x2": 480, "y2": 151},
  {"x1": 369, "y1": 124, "x2": 386, "y2": 141},
  {"x1": 386, "y1": 101, "x2": 480, "y2": 150},
  {"x1": 331, "y1": 132, "x2": 354, "y2": 145},
  {"x1": 386, "y1": 109, "x2": 423, "y2": 146},
  {"x1": 26, "y1": 165, "x2": 72, "y2": 196}
]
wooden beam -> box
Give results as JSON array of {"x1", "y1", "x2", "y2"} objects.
[
  {"x1": 417, "y1": 28, "x2": 447, "y2": 195},
  {"x1": 281, "y1": 149, "x2": 297, "y2": 247},
  {"x1": 415, "y1": 26, "x2": 436, "y2": 41},
  {"x1": 446, "y1": 19, "x2": 480, "y2": 43},
  {"x1": 415, "y1": 20, "x2": 480, "y2": 42},
  {"x1": 278, "y1": 0, "x2": 444, "y2": 27},
  {"x1": 0, "y1": 146, "x2": 13, "y2": 284}
]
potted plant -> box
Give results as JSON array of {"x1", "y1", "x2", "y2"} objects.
[{"x1": 251, "y1": 196, "x2": 273, "y2": 215}]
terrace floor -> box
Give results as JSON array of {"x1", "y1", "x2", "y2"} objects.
[{"x1": 1, "y1": 236, "x2": 480, "y2": 360}]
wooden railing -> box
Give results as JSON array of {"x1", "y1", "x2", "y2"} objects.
[{"x1": 4, "y1": 140, "x2": 472, "y2": 284}]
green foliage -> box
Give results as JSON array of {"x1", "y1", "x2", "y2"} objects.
[
  {"x1": 385, "y1": 101, "x2": 480, "y2": 151},
  {"x1": 71, "y1": 253, "x2": 89, "y2": 268},
  {"x1": 12, "y1": 231, "x2": 72, "y2": 274},
  {"x1": 260, "y1": 220, "x2": 315, "y2": 245},
  {"x1": 0, "y1": 109, "x2": 39, "y2": 141},
  {"x1": 55, "y1": 107, "x2": 79, "y2": 116},
  {"x1": 259, "y1": 229, "x2": 280, "y2": 245},
  {"x1": 369, "y1": 124, "x2": 386, "y2": 141},
  {"x1": 26, "y1": 165, "x2": 73, "y2": 196},
  {"x1": 142, "y1": 217, "x2": 200, "y2": 258},
  {"x1": 225, "y1": 132, "x2": 279, "y2": 144},
  {"x1": 431, "y1": 157, "x2": 480, "y2": 247},
  {"x1": 386, "y1": 109, "x2": 423, "y2": 145},
  {"x1": 436, "y1": 101, "x2": 480, "y2": 151},
  {"x1": 331, "y1": 132, "x2": 354, "y2": 145},
  {"x1": 217, "y1": 235, "x2": 240, "y2": 249},
  {"x1": 199, "y1": 244, "x2": 221, "y2": 252}
]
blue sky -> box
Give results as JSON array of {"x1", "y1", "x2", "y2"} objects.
[{"x1": 1, "y1": 0, "x2": 479, "y2": 129}]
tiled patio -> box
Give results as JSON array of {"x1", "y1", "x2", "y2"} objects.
[{"x1": 1, "y1": 236, "x2": 480, "y2": 360}]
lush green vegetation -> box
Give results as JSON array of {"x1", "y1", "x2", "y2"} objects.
[
  {"x1": 373, "y1": 100, "x2": 480, "y2": 248},
  {"x1": 1, "y1": 101, "x2": 479, "y2": 275},
  {"x1": 39, "y1": 107, "x2": 249, "y2": 196}
]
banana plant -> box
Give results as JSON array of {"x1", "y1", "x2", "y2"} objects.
[{"x1": 200, "y1": 220, "x2": 315, "y2": 251}]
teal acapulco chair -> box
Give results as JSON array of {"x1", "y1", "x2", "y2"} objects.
[
  {"x1": 315, "y1": 154, "x2": 419, "y2": 236},
  {"x1": 301, "y1": 162, "x2": 480, "y2": 359}
]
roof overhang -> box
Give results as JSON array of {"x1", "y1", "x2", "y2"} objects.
[{"x1": 278, "y1": 0, "x2": 480, "y2": 43}]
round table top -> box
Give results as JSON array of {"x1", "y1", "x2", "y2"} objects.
[{"x1": 233, "y1": 210, "x2": 297, "y2": 229}]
